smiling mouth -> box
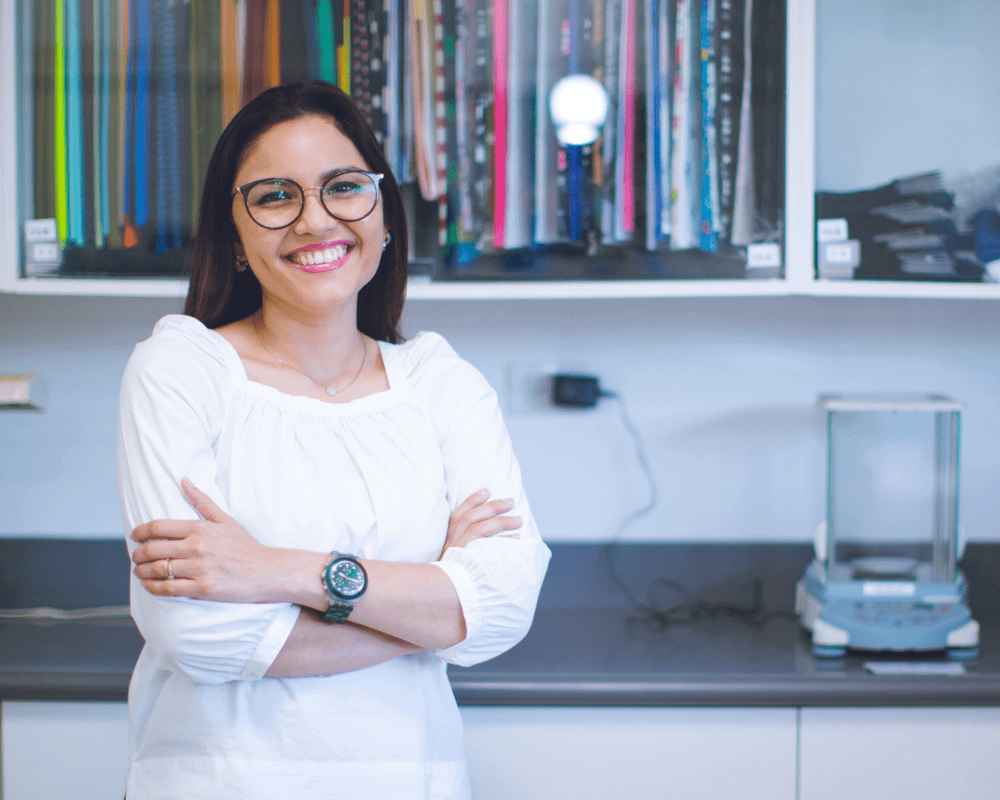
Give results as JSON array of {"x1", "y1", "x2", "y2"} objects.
[{"x1": 285, "y1": 244, "x2": 353, "y2": 270}]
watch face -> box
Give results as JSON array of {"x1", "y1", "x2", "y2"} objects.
[{"x1": 329, "y1": 559, "x2": 367, "y2": 599}]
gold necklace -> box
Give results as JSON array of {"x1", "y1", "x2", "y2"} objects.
[{"x1": 252, "y1": 311, "x2": 368, "y2": 398}]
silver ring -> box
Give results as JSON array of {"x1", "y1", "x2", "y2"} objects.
[{"x1": 166, "y1": 558, "x2": 175, "y2": 580}]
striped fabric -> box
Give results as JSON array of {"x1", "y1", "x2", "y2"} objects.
[{"x1": 19, "y1": 1, "x2": 786, "y2": 276}]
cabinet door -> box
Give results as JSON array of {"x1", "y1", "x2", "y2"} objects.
[
  {"x1": 1, "y1": 701, "x2": 129, "y2": 800},
  {"x1": 460, "y1": 706, "x2": 797, "y2": 800},
  {"x1": 800, "y1": 707, "x2": 1000, "y2": 800}
]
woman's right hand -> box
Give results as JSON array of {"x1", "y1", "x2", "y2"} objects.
[{"x1": 438, "y1": 488, "x2": 523, "y2": 560}]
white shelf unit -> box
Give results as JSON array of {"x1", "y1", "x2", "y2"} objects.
[
  {"x1": 0, "y1": 0, "x2": 995, "y2": 301},
  {"x1": 0, "y1": 275, "x2": 795, "y2": 300},
  {"x1": 9, "y1": 275, "x2": 1000, "y2": 301},
  {"x1": 805, "y1": 279, "x2": 1000, "y2": 301}
]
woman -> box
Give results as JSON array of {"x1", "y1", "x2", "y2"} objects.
[{"x1": 116, "y1": 80, "x2": 552, "y2": 799}]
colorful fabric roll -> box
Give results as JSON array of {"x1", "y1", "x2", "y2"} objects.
[
  {"x1": 53, "y1": 0, "x2": 68, "y2": 243},
  {"x1": 19, "y1": 0, "x2": 790, "y2": 278}
]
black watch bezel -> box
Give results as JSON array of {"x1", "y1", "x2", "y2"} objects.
[{"x1": 322, "y1": 555, "x2": 368, "y2": 601}]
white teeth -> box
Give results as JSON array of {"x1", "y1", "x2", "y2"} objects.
[{"x1": 291, "y1": 245, "x2": 348, "y2": 266}]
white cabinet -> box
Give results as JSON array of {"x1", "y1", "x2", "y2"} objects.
[
  {"x1": 460, "y1": 706, "x2": 798, "y2": 800},
  {"x1": 1, "y1": 701, "x2": 129, "y2": 800},
  {"x1": 1, "y1": 701, "x2": 799, "y2": 800},
  {"x1": 799, "y1": 707, "x2": 1000, "y2": 800},
  {"x1": 6, "y1": 700, "x2": 1000, "y2": 799}
]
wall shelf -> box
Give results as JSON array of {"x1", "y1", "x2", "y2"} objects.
[
  {"x1": 1, "y1": 1, "x2": 996, "y2": 303},
  {"x1": 7, "y1": 272, "x2": 1000, "y2": 301},
  {"x1": 802, "y1": 280, "x2": 1000, "y2": 301}
]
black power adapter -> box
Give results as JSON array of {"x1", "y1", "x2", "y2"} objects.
[{"x1": 551, "y1": 373, "x2": 615, "y2": 408}]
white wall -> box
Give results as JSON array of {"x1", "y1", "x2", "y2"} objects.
[
  {"x1": 816, "y1": 0, "x2": 1000, "y2": 190},
  {"x1": 4, "y1": 1, "x2": 1000, "y2": 544},
  {"x1": 2, "y1": 294, "x2": 998, "y2": 542}
]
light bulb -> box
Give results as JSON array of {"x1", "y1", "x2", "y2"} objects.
[{"x1": 548, "y1": 74, "x2": 609, "y2": 146}]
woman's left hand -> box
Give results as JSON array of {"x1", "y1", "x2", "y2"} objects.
[{"x1": 130, "y1": 478, "x2": 274, "y2": 603}]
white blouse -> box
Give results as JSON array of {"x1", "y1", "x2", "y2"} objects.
[{"x1": 116, "y1": 313, "x2": 552, "y2": 800}]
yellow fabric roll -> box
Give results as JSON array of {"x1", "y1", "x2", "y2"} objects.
[
  {"x1": 338, "y1": 3, "x2": 349, "y2": 93},
  {"x1": 54, "y1": 0, "x2": 67, "y2": 243},
  {"x1": 266, "y1": 0, "x2": 279, "y2": 86},
  {"x1": 221, "y1": 0, "x2": 239, "y2": 124}
]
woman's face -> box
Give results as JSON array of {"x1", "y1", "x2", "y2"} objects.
[{"x1": 231, "y1": 113, "x2": 387, "y2": 313}]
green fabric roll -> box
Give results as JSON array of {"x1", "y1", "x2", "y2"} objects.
[
  {"x1": 54, "y1": 0, "x2": 68, "y2": 243},
  {"x1": 317, "y1": 0, "x2": 335, "y2": 83},
  {"x1": 106, "y1": 0, "x2": 123, "y2": 248}
]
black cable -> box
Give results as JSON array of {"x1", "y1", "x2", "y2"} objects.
[{"x1": 598, "y1": 388, "x2": 799, "y2": 631}]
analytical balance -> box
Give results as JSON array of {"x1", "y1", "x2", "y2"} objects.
[{"x1": 796, "y1": 393, "x2": 979, "y2": 658}]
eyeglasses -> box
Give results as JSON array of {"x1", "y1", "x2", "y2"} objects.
[{"x1": 232, "y1": 169, "x2": 385, "y2": 229}]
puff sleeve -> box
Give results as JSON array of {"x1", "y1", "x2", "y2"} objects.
[
  {"x1": 116, "y1": 328, "x2": 301, "y2": 685},
  {"x1": 416, "y1": 333, "x2": 552, "y2": 668}
]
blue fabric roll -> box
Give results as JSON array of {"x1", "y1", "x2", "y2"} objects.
[
  {"x1": 123, "y1": 0, "x2": 134, "y2": 232},
  {"x1": 99, "y1": 0, "x2": 111, "y2": 246},
  {"x1": 154, "y1": 0, "x2": 182, "y2": 252},
  {"x1": 973, "y1": 210, "x2": 1000, "y2": 265},
  {"x1": 134, "y1": 0, "x2": 151, "y2": 231},
  {"x1": 66, "y1": 0, "x2": 86, "y2": 245}
]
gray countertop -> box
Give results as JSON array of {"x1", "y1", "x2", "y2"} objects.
[{"x1": 2, "y1": 540, "x2": 999, "y2": 706}]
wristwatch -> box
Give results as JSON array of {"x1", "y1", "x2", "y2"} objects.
[{"x1": 320, "y1": 551, "x2": 368, "y2": 623}]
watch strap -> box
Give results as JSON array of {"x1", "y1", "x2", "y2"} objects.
[
  {"x1": 321, "y1": 551, "x2": 363, "y2": 624},
  {"x1": 321, "y1": 602, "x2": 353, "y2": 623}
]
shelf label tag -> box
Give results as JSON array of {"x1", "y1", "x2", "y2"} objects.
[
  {"x1": 817, "y1": 218, "x2": 849, "y2": 243},
  {"x1": 28, "y1": 242, "x2": 62, "y2": 264},
  {"x1": 24, "y1": 218, "x2": 58, "y2": 243},
  {"x1": 746, "y1": 243, "x2": 782, "y2": 269},
  {"x1": 820, "y1": 240, "x2": 861, "y2": 268}
]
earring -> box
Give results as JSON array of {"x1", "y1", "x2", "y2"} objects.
[
  {"x1": 382, "y1": 231, "x2": 392, "y2": 248},
  {"x1": 234, "y1": 254, "x2": 248, "y2": 272}
]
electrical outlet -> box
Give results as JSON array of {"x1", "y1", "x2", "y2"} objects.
[
  {"x1": 504, "y1": 362, "x2": 559, "y2": 415},
  {"x1": 503, "y1": 359, "x2": 596, "y2": 415},
  {"x1": 0, "y1": 374, "x2": 34, "y2": 406}
]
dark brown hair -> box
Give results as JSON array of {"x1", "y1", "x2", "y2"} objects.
[{"x1": 183, "y1": 80, "x2": 407, "y2": 344}]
